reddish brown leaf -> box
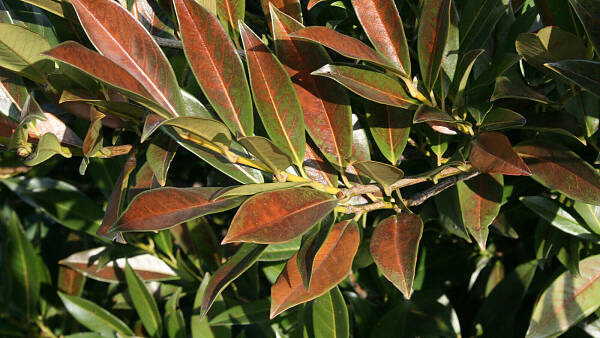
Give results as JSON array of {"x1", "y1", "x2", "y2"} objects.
[
  {"x1": 261, "y1": 0, "x2": 302, "y2": 26},
  {"x1": 290, "y1": 27, "x2": 397, "y2": 71},
  {"x1": 270, "y1": 220, "x2": 359, "y2": 318},
  {"x1": 271, "y1": 6, "x2": 352, "y2": 170},
  {"x1": 367, "y1": 103, "x2": 411, "y2": 165},
  {"x1": 174, "y1": 0, "x2": 253, "y2": 136},
  {"x1": 240, "y1": 21, "x2": 306, "y2": 165},
  {"x1": 222, "y1": 187, "x2": 337, "y2": 244},
  {"x1": 59, "y1": 247, "x2": 177, "y2": 282},
  {"x1": 469, "y1": 131, "x2": 531, "y2": 176},
  {"x1": 303, "y1": 142, "x2": 338, "y2": 188},
  {"x1": 370, "y1": 214, "x2": 423, "y2": 299},
  {"x1": 57, "y1": 266, "x2": 85, "y2": 296},
  {"x1": 515, "y1": 140, "x2": 600, "y2": 205},
  {"x1": 307, "y1": 0, "x2": 325, "y2": 9},
  {"x1": 457, "y1": 174, "x2": 503, "y2": 250},
  {"x1": 32, "y1": 112, "x2": 83, "y2": 148},
  {"x1": 70, "y1": 0, "x2": 184, "y2": 116},
  {"x1": 417, "y1": 0, "x2": 452, "y2": 91},
  {"x1": 114, "y1": 187, "x2": 244, "y2": 232},
  {"x1": 351, "y1": 0, "x2": 411, "y2": 77},
  {"x1": 133, "y1": 0, "x2": 174, "y2": 37}
]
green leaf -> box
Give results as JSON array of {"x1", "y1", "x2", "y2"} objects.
[
  {"x1": 352, "y1": 160, "x2": 404, "y2": 195},
  {"x1": 521, "y1": 196, "x2": 599, "y2": 241},
  {"x1": 526, "y1": 255, "x2": 600, "y2": 337},
  {"x1": 545, "y1": 60, "x2": 600, "y2": 98},
  {"x1": 567, "y1": 0, "x2": 600, "y2": 53},
  {"x1": 469, "y1": 54, "x2": 522, "y2": 92},
  {"x1": 214, "y1": 182, "x2": 307, "y2": 200},
  {"x1": 451, "y1": 49, "x2": 484, "y2": 110},
  {"x1": 418, "y1": 0, "x2": 452, "y2": 91},
  {"x1": 200, "y1": 244, "x2": 267, "y2": 319},
  {"x1": 480, "y1": 108, "x2": 526, "y2": 131},
  {"x1": 58, "y1": 292, "x2": 134, "y2": 337},
  {"x1": 459, "y1": 0, "x2": 506, "y2": 53},
  {"x1": 165, "y1": 288, "x2": 185, "y2": 338},
  {"x1": 0, "y1": 23, "x2": 52, "y2": 83},
  {"x1": 192, "y1": 274, "x2": 215, "y2": 338},
  {"x1": 146, "y1": 137, "x2": 178, "y2": 187},
  {"x1": 260, "y1": 237, "x2": 302, "y2": 262},
  {"x1": 312, "y1": 287, "x2": 349, "y2": 338},
  {"x1": 491, "y1": 74, "x2": 550, "y2": 103},
  {"x1": 1, "y1": 206, "x2": 40, "y2": 318},
  {"x1": 124, "y1": 262, "x2": 163, "y2": 338},
  {"x1": 312, "y1": 64, "x2": 416, "y2": 108},
  {"x1": 24, "y1": 133, "x2": 72, "y2": 166},
  {"x1": 573, "y1": 201, "x2": 600, "y2": 235},
  {"x1": 413, "y1": 104, "x2": 467, "y2": 135},
  {"x1": 209, "y1": 299, "x2": 271, "y2": 326},
  {"x1": 238, "y1": 136, "x2": 292, "y2": 174},
  {"x1": 366, "y1": 103, "x2": 411, "y2": 165},
  {"x1": 142, "y1": 116, "x2": 232, "y2": 146}
]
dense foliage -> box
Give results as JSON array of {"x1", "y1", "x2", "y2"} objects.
[{"x1": 1, "y1": 0, "x2": 600, "y2": 337}]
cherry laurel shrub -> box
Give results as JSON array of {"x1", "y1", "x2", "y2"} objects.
[{"x1": 1, "y1": 0, "x2": 600, "y2": 337}]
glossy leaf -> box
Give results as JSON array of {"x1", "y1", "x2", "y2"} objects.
[
  {"x1": 209, "y1": 299, "x2": 271, "y2": 325},
  {"x1": 303, "y1": 142, "x2": 338, "y2": 187},
  {"x1": 115, "y1": 187, "x2": 244, "y2": 232},
  {"x1": 240, "y1": 21, "x2": 306, "y2": 165},
  {"x1": 526, "y1": 255, "x2": 600, "y2": 337},
  {"x1": 312, "y1": 286, "x2": 350, "y2": 338},
  {"x1": 58, "y1": 292, "x2": 134, "y2": 336},
  {"x1": 573, "y1": 201, "x2": 600, "y2": 235},
  {"x1": 133, "y1": 0, "x2": 175, "y2": 38},
  {"x1": 457, "y1": 174, "x2": 503, "y2": 249},
  {"x1": 458, "y1": 0, "x2": 506, "y2": 53},
  {"x1": 142, "y1": 116, "x2": 232, "y2": 146},
  {"x1": 260, "y1": 238, "x2": 302, "y2": 262},
  {"x1": 238, "y1": 136, "x2": 292, "y2": 173},
  {"x1": 174, "y1": 0, "x2": 253, "y2": 135},
  {"x1": 270, "y1": 220, "x2": 359, "y2": 318},
  {"x1": 413, "y1": 104, "x2": 464, "y2": 135},
  {"x1": 417, "y1": 0, "x2": 451, "y2": 91},
  {"x1": 164, "y1": 288, "x2": 185, "y2": 338},
  {"x1": 59, "y1": 247, "x2": 177, "y2": 282},
  {"x1": 521, "y1": 196, "x2": 599, "y2": 240},
  {"x1": 312, "y1": 64, "x2": 416, "y2": 108},
  {"x1": 350, "y1": 0, "x2": 410, "y2": 77},
  {"x1": 491, "y1": 75, "x2": 550, "y2": 104},
  {"x1": 515, "y1": 140, "x2": 600, "y2": 205},
  {"x1": 125, "y1": 262, "x2": 163, "y2": 338},
  {"x1": 568, "y1": 0, "x2": 600, "y2": 52},
  {"x1": 200, "y1": 243, "x2": 267, "y2": 318},
  {"x1": 366, "y1": 103, "x2": 411, "y2": 165},
  {"x1": 451, "y1": 49, "x2": 484, "y2": 109},
  {"x1": 470, "y1": 131, "x2": 531, "y2": 176},
  {"x1": 191, "y1": 274, "x2": 215, "y2": 338},
  {"x1": 146, "y1": 137, "x2": 177, "y2": 186},
  {"x1": 290, "y1": 26, "x2": 397, "y2": 71},
  {"x1": 24, "y1": 133, "x2": 72, "y2": 166},
  {"x1": 545, "y1": 60, "x2": 600, "y2": 98},
  {"x1": 353, "y1": 160, "x2": 404, "y2": 195},
  {"x1": 261, "y1": 0, "x2": 302, "y2": 24},
  {"x1": 214, "y1": 182, "x2": 307, "y2": 200},
  {"x1": 370, "y1": 214, "x2": 423, "y2": 299},
  {"x1": 70, "y1": 0, "x2": 184, "y2": 116},
  {"x1": 223, "y1": 187, "x2": 337, "y2": 244},
  {"x1": 271, "y1": 6, "x2": 352, "y2": 170},
  {"x1": 0, "y1": 23, "x2": 51, "y2": 83},
  {"x1": 297, "y1": 216, "x2": 335, "y2": 290},
  {"x1": 216, "y1": 0, "x2": 244, "y2": 34},
  {"x1": 480, "y1": 108, "x2": 526, "y2": 131},
  {"x1": 1, "y1": 206, "x2": 41, "y2": 318}
]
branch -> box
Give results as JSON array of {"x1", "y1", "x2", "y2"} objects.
[
  {"x1": 153, "y1": 36, "x2": 246, "y2": 58},
  {"x1": 405, "y1": 171, "x2": 481, "y2": 207}
]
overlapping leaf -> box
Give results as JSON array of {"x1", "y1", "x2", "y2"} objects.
[
  {"x1": 223, "y1": 187, "x2": 337, "y2": 244},
  {"x1": 418, "y1": 0, "x2": 451, "y2": 91},
  {"x1": 0, "y1": 23, "x2": 52, "y2": 83},
  {"x1": 366, "y1": 103, "x2": 411, "y2": 165},
  {"x1": 469, "y1": 132, "x2": 531, "y2": 176},
  {"x1": 568, "y1": 0, "x2": 600, "y2": 52},
  {"x1": 545, "y1": 60, "x2": 600, "y2": 98}
]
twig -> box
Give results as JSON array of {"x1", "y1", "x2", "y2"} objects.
[
  {"x1": 405, "y1": 171, "x2": 480, "y2": 207},
  {"x1": 153, "y1": 36, "x2": 246, "y2": 58}
]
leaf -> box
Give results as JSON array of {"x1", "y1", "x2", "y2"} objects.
[
  {"x1": 223, "y1": 187, "x2": 336, "y2": 244},
  {"x1": 260, "y1": 237, "x2": 302, "y2": 262},
  {"x1": 526, "y1": 254, "x2": 600, "y2": 337},
  {"x1": 214, "y1": 182, "x2": 307, "y2": 200},
  {"x1": 1, "y1": 206, "x2": 40, "y2": 318},
  {"x1": 240, "y1": 21, "x2": 306, "y2": 166},
  {"x1": 366, "y1": 103, "x2": 411, "y2": 165},
  {"x1": 521, "y1": 196, "x2": 599, "y2": 241},
  {"x1": 2, "y1": 177, "x2": 105, "y2": 237},
  {"x1": 146, "y1": 137, "x2": 177, "y2": 186},
  {"x1": 271, "y1": 6, "x2": 352, "y2": 170},
  {"x1": 173, "y1": 0, "x2": 253, "y2": 136},
  {"x1": 545, "y1": 60, "x2": 600, "y2": 98},
  {"x1": 24, "y1": 133, "x2": 72, "y2": 166},
  {"x1": 312, "y1": 286, "x2": 350, "y2": 338},
  {"x1": 312, "y1": 64, "x2": 416, "y2": 108},
  {"x1": 70, "y1": 0, "x2": 184, "y2": 116},
  {"x1": 58, "y1": 292, "x2": 134, "y2": 336},
  {"x1": 59, "y1": 247, "x2": 177, "y2": 282},
  {"x1": 238, "y1": 136, "x2": 292, "y2": 173},
  {"x1": 200, "y1": 243, "x2": 267, "y2": 319},
  {"x1": 303, "y1": 142, "x2": 338, "y2": 188},
  {"x1": 491, "y1": 75, "x2": 551, "y2": 104},
  {"x1": 470, "y1": 54, "x2": 522, "y2": 92},
  {"x1": 133, "y1": 0, "x2": 175, "y2": 38},
  {"x1": 165, "y1": 288, "x2": 185, "y2": 338},
  {"x1": 350, "y1": 0, "x2": 410, "y2": 77},
  {"x1": 270, "y1": 220, "x2": 359, "y2": 318},
  {"x1": 353, "y1": 160, "x2": 404, "y2": 195},
  {"x1": 297, "y1": 215, "x2": 334, "y2": 290},
  {"x1": 191, "y1": 274, "x2": 214, "y2": 338},
  {"x1": 82, "y1": 108, "x2": 104, "y2": 158},
  {"x1": 457, "y1": 174, "x2": 503, "y2": 249},
  {"x1": 451, "y1": 49, "x2": 484, "y2": 109},
  {"x1": 142, "y1": 116, "x2": 232, "y2": 146},
  {"x1": 568, "y1": 0, "x2": 600, "y2": 52},
  {"x1": 114, "y1": 187, "x2": 244, "y2": 232},
  {"x1": 307, "y1": 0, "x2": 325, "y2": 9},
  {"x1": 370, "y1": 214, "x2": 423, "y2": 299},
  {"x1": 217, "y1": 0, "x2": 244, "y2": 35},
  {"x1": 413, "y1": 104, "x2": 465, "y2": 135},
  {"x1": 260, "y1": 0, "x2": 302, "y2": 25},
  {"x1": 480, "y1": 108, "x2": 526, "y2": 131},
  {"x1": 0, "y1": 23, "x2": 52, "y2": 83},
  {"x1": 418, "y1": 0, "x2": 451, "y2": 91},
  {"x1": 458, "y1": 0, "x2": 506, "y2": 53},
  {"x1": 125, "y1": 262, "x2": 163, "y2": 338},
  {"x1": 290, "y1": 26, "x2": 397, "y2": 71},
  {"x1": 470, "y1": 131, "x2": 531, "y2": 176},
  {"x1": 573, "y1": 201, "x2": 600, "y2": 235},
  {"x1": 44, "y1": 42, "x2": 165, "y2": 114},
  {"x1": 515, "y1": 140, "x2": 600, "y2": 205},
  {"x1": 209, "y1": 299, "x2": 271, "y2": 326}
]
